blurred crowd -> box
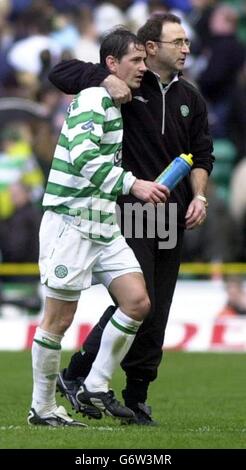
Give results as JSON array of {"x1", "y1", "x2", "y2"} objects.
[{"x1": 0, "y1": 0, "x2": 246, "y2": 280}]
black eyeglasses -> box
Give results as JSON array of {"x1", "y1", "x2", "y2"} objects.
[{"x1": 155, "y1": 38, "x2": 191, "y2": 49}]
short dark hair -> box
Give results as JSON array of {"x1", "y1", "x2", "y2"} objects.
[
  {"x1": 137, "y1": 13, "x2": 181, "y2": 44},
  {"x1": 100, "y1": 27, "x2": 144, "y2": 66}
]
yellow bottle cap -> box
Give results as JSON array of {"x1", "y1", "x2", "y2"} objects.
[{"x1": 180, "y1": 153, "x2": 193, "y2": 166}]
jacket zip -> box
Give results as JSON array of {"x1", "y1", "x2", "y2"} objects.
[{"x1": 154, "y1": 74, "x2": 179, "y2": 135}]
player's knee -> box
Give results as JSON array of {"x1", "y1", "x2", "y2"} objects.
[
  {"x1": 42, "y1": 313, "x2": 74, "y2": 335},
  {"x1": 56, "y1": 305, "x2": 76, "y2": 333},
  {"x1": 58, "y1": 314, "x2": 74, "y2": 333},
  {"x1": 42, "y1": 301, "x2": 76, "y2": 335},
  {"x1": 122, "y1": 293, "x2": 150, "y2": 321}
]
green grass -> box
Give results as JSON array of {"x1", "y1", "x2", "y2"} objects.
[{"x1": 0, "y1": 351, "x2": 245, "y2": 449}]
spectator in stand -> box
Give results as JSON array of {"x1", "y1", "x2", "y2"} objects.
[
  {"x1": 182, "y1": 180, "x2": 237, "y2": 264},
  {"x1": 0, "y1": 125, "x2": 44, "y2": 220},
  {"x1": 219, "y1": 276, "x2": 246, "y2": 317},
  {"x1": 0, "y1": 181, "x2": 41, "y2": 264},
  {"x1": 229, "y1": 157, "x2": 246, "y2": 261},
  {"x1": 227, "y1": 64, "x2": 246, "y2": 161},
  {"x1": 196, "y1": 3, "x2": 245, "y2": 138},
  {"x1": 0, "y1": 181, "x2": 42, "y2": 311}
]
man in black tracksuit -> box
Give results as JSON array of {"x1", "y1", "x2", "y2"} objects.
[{"x1": 50, "y1": 14, "x2": 214, "y2": 424}]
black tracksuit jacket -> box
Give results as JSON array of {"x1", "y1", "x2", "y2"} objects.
[
  {"x1": 49, "y1": 60, "x2": 214, "y2": 228},
  {"x1": 49, "y1": 61, "x2": 214, "y2": 384}
]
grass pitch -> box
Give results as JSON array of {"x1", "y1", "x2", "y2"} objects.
[{"x1": 0, "y1": 351, "x2": 245, "y2": 449}]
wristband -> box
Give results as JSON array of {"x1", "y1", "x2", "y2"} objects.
[{"x1": 195, "y1": 194, "x2": 208, "y2": 207}]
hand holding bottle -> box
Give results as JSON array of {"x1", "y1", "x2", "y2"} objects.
[{"x1": 156, "y1": 153, "x2": 193, "y2": 190}]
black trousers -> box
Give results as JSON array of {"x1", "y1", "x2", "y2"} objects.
[
  {"x1": 122, "y1": 230, "x2": 183, "y2": 381},
  {"x1": 84, "y1": 225, "x2": 184, "y2": 383}
]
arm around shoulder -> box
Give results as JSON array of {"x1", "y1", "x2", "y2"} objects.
[{"x1": 49, "y1": 59, "x2": 110, "y2": 94}]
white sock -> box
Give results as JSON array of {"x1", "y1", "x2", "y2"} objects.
[
  {"x1": 31, "y1": 327, "x2": 63, "y2": 416},
  {"x1": 84, "y1": 308, "x2": 142, "y2": 392}
]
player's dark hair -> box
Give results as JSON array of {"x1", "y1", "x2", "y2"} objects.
[{"x1": 100, "y1": 27, "x2": 144, "y2": 66}]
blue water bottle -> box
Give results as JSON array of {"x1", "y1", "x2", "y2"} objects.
[{"x1": 155, "y1": 153, "x2": 193, "y2": 190}]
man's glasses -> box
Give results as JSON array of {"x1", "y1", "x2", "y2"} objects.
[{"x1": 155, "y1": 38, "x2": 191, "y2": 49}]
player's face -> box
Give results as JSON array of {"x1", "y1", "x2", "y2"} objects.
[
  {"x1": 155, "y1": 22, "x2": 190, "y2": 74},
  {"x1": 115, "y1": 43, "x2": 147, "y2": 89}
]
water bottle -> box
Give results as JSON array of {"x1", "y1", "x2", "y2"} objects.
[{"x1": 155, "y1": 153, "x2": 193, "y2": 191}]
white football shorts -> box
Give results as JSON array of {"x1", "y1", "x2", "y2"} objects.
[{"x1": 39, "y1": 211, "x2": 141, "y2": 301}]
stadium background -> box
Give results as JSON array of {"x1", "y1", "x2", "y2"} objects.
[
  {"x1": 0, "y1": 0, "x2": 246, "y2": 450},
  {"x1": 1, "y1": 273, "x2": 246, "y2": 351}
]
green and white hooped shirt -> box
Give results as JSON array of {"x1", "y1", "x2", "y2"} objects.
[{"x1": 43, "y1": 87, "x2": 135, "y2": 244}]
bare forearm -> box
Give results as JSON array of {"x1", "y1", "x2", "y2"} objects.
[
  {"x1": 185, "y1": 168, "x2": 209, "y2": 229},
  {"x1": 190, "y1": 168, "x2": 209, "y2": 197}
]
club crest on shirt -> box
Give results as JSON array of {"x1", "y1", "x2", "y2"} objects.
[{"x1": 180, "y1": 105, "x2": 189, "y2": 117}]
